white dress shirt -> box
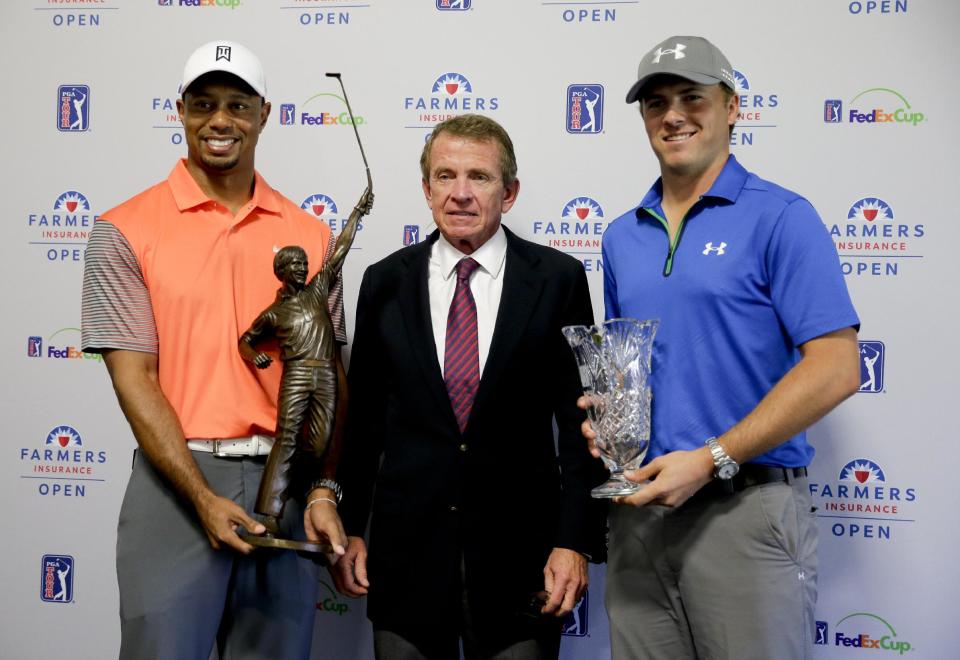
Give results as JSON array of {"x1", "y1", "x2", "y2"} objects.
[{"x1": 428, "y1": 226, "x2": 507, "y2": 377}]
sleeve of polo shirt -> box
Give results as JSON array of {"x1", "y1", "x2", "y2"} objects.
[
  {"x1": 601, "y1": 232, "x2": 621, "y2": 321},
  {"x1": 81, "y1": 220, "x2": 159, "y2": 354},
  {"x1": 321, "y1": 231, "x2": 348, "y2": 344},
  {"x1": 766, "y1": 198, "x2": 860, "y2": 347}
]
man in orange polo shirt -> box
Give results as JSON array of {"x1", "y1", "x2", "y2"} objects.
[{"x1": 81, "y1": 41, "x2": 351, "y2": 660}]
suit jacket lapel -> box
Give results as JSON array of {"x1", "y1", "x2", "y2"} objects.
[
  {"x1": 397, "y1": 232, "x2": 458, "y2": 424},
  {"x1": 470, "y1": 227, "x2": 545, "y2": 425}
]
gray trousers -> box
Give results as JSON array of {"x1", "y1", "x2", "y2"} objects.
[
  {"x1": 605, "y1": 477, "x2": 818, "y2": 660},
  {"x1": 116, "y1": 450, "x2": 320, "y2": 660}
]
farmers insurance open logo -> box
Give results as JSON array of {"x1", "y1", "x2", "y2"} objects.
[
  {"x1": 829, "y1": 196, "x2": 925, "y2": 278},
  {"x1": 26, "y1": 191, "x2": 98, "y2": 263},
  {"x1": 809, "y1": 458, "x2": 916, "y2": 542},
  {"x1": 300, "y1": 193, "x2": 364, "y2": 237},
  {"x1": 19, "y1": 426, "x2": 108, "y2": 498},
  {"x1": 531, "y1": 197, "x2": 608, "y2": 274},
  {"x1": 403, "y1": 72, "x2": 500, "y2": 127}
]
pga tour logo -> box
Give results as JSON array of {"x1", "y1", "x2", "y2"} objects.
[
  {"x1": 403, "y1": 225, "x2": 420, "y2": 246},
  {"x1": 824, "y1": 99, "x2": 842, "y2": 123},
  {"x1": 57, "y1": 85, "x2": 90, "y2": 132},
  {"x1": 566, "y1": 84, "x2": 603, "y2": 134},
  {"x1": 280, "y1": 104, "x2": 296, "y2": 125},
  {"x1": 858, "y1": 341, "x2": 884, "y2": 393},
  {"x1": 28, "y1": 336, "x2": 43, "y2": 358},
  {"x1": 436, "y1": 0, "x2": 471, "y2": 9},
  {"x1": 561, "y1": 590, "x2": 589, "y2": 636},
  {"x1": 41, "y1": 555, "x2": 74, "y2": 603}
]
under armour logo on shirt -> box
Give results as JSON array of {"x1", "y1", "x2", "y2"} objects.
[
  {"x1": 652, "y1": 44, "x2": 686, "y2": 63},
  {"x1": 702, "y1": 242, "x2": 727, "y2": 255}
]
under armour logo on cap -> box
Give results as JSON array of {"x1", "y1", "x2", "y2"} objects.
[
  {"x1": 702, "y1": 242, "x2": 727, "y2": 255},
  {"x1": 652, "y1": 43, "x2": 686, "y2": 64},
  {"x1": 216, "y1": 45, "x2": 232, "y2": 61}
]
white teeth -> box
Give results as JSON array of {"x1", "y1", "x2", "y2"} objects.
[
  {"x1": 207, "y1": 138, "x2": 235, "y2": 147},
  {"x1": 665, "y1": 133, "x2": 694, "y2": 142}
]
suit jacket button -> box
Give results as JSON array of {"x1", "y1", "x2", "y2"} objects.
[
  {"x1": 459, "y1": 443, "x2": 468, "y2": 452},
  {"x1": 448, "y1": 505, "x2": 458, "y2": 513}
]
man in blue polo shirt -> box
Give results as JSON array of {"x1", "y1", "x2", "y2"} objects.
[{"x1": 593, "y1": 36, "x2": 861, "y2": 659}]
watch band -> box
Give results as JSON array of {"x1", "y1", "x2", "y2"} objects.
[
  {"x1": 307, "y1": 478, "x2": 342, "y2": 504},
  {"x1": 705, "y1": 437, "x2": 739, "y2": 480}
]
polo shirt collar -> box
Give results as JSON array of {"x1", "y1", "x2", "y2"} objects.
[
  {"x1": 167, "y1": 159, "x2": 282, "y2": 215},
  {"x1": 637, "y1": 154, "x2": 748, "y2": 215},
  {"x1": 433, "y1": 225, "x2": 507, "y2": 282}
]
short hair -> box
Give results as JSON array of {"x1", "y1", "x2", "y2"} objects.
[
  {"x1": 420, "y1": 114, "x2": 517, "y2": 186},
  {"x1": 273, "y1": 245, "x2": 307, "y2": 278}
]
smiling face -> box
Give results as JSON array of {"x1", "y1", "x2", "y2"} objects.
[
  {"x1": 274, "y1": 246, "x2": 308, "y2": 289},
  {"x1": 640, "y1": 76, "x2": 738, "y2": 180},
  {"x1": 422, "y1": 133, "x2": 519, "y2": 255},
  {"x1": 177, "y1": 72, "x2": 270, "y2": 179}
]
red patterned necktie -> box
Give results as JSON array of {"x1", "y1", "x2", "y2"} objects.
[{"x1": 444, "y1": 258, "x2": 481, "y2": 434}]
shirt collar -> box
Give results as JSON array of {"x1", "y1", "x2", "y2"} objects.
[
  {"x1": 167, "y1": 159, "x2": 282, "y2": 215},
  {"x1": 636, "y1": 154, "x2": 748, "y2": 215},
  {"x1": 432, "y1": 225, "x2": 507, "y2": 281}
]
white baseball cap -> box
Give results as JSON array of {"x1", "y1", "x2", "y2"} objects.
[{"x1": 179, "y1": 40, "x2": 266, "y2": 98}]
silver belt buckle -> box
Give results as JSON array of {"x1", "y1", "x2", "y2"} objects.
[{"x1": 212, "y1": 439, "x2": 230, "y2": 457}]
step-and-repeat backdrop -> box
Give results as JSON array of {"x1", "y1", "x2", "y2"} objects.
[{"x1": 2, "y1": 1, "x2": 957, "y2": 658}]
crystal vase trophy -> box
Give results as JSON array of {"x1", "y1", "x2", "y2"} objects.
[{"x1": 563, "y1": 318, "x2": 659, "y2": 498}]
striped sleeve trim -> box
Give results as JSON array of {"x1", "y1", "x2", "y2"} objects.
[
  {"x1": 81, "y1": 220, "x2": 159, "y2": 354},
  {"x1": 321, "y1": 231, "x2": 348, "y2": 344}
]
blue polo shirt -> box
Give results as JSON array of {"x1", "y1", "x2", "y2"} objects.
[{"x1": 603, "y1": 155, "x2": 859, "y2": 467}]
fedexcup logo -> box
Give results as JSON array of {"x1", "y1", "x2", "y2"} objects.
[
  {"x1": 279, "y1": 92, "x2": 365, "y2": 127},
  {"x1": 825, "y1": 87, "x2": 926, "y2": 126},
  {"x1": 815, "y1": 613, "x2": 914, "y2": 654}
]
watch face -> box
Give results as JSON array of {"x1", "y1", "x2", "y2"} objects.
[{"x1": 717, "y1": 462, "x2": 739, "y2": 480}]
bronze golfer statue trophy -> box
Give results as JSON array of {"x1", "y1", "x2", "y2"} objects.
[{"x1": 237, "y1": 73, "x2": 372, "y2": 555}]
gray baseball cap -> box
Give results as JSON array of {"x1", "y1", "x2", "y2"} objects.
[{"x1": 625, "y1": 36, "x2": 735, "y2": 103}]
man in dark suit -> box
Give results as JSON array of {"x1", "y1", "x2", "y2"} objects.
[{"x1": 332, "y1": 114, "x2": 606, "y2": 660}]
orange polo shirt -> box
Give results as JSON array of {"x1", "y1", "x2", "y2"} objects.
[{"x1": 82, "y1": 160, "x2": 338, "y2": 439}]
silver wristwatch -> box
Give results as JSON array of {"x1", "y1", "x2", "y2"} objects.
[
  {"x1": 308, "y1": 478, "x2": 342, "y2": 504},
  {"x1": 705, "y1": 437, "x2": 739, "y2": 480}
]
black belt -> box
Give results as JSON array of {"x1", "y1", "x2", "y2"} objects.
[{"x1": 696, "y1": 465, "x2": 808, "y2": 500}]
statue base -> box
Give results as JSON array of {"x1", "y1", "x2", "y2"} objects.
[{"x1": 239, "y1": 531, "x2": 332, "y2": 556}]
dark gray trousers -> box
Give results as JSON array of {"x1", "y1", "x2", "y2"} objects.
[{"x1": 116, "y1": 450, "x2": 319, "y2": 660}]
